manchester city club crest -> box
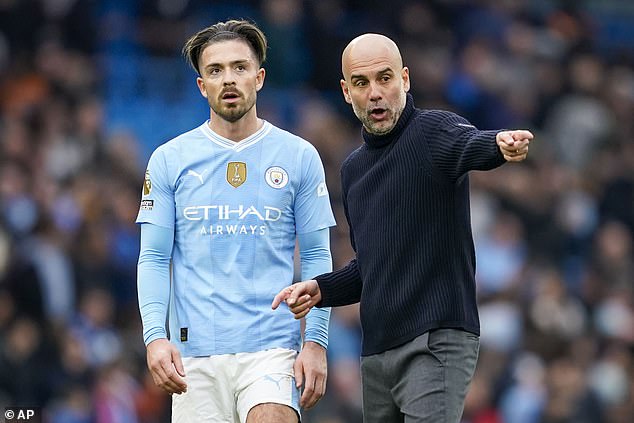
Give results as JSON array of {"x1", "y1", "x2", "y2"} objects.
[
  {"x1": 265, "y1": 166, "x2": 288, "y2": 189},
  {"x1": 226, "y1": 162, "x2": 247, "y2": 188}
]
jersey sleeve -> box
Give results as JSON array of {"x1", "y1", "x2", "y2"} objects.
[
  {"x1": 137, "y1": 222, "x2": 174, "y2": 345},
  {"x1": 298, "y1": 228, "x2": 332, "y2": 349},
  {"x1": 294, "y1": 144, "x2": 336, "y2": 234},
  {"x1": 136, "y1": 147, "x2": 176, "y2": 229}
]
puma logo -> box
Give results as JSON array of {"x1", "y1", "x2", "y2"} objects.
[
  {"x1": 186, "y1": 169, "x2": 208, "y2": 185},
  {"x1": 263, "y1": 375, "x2": 286, "y2": 390}
]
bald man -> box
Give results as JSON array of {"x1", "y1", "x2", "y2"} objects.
[{"x1": 273, "y1": 34, "x2": 533, "y2": 422}]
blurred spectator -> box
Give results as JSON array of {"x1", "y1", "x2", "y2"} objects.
[
  {"x1": 540, "y1": 356, "x2": 603, "y2": 423},
  {"x1": 0, "y1": 1, "x2": 632, "y2": 422},
  {"x1": 0, "y1": 316, "x2": 56, "y2": 405},
  {"x1": 544, "y1": 53, "x2": 614, "y2": 170},
  {"x1": 94, "y1": 362, "x2": 140, "y2": 423},
  {"x1": 260, "y1": 0, "x2": 310, "y2": 88},
  {"x1": 69, "y1": 288, "x2": 122, "y2": 368},
  {"x1": 475, "y1": 211, "x2": 527, "y2": 296},
  {"x1": 19, "y1": 217, "x2": 76, "y2": 325},
  {"x1": 47, "y1": 386, "x2": 93, "y2": 423},
  {"x1": 498, "y1": 353, "x2": 546, "y2": 423},
  {"x1": 462, "y1": 369, "x2": 502, "y2": 423},
  {"x1": 322, "y1": 305, "x2": 363, "y2": 422}
]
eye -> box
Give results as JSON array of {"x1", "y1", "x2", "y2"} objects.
[
  {"x1": 209, "y1": 68, "x2": 221, "y2": 75},
  {"x1": 354, "y1": 80, "x2": 368, "y2": 87},
  {"x1": 381, "y1": 75, "x2": 391, "y2": 82},
  {"x1": 236, "y1": 64, "x2": 246, "y2": 72}
]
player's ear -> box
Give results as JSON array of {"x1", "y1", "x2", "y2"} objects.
[
  {"x1": 196, "y1": 76, "x2": 208, "y2": 98},
  {"x1": 340, "y1": 79, "x2": 352, "y2": 104},
  {"x1": 256, "y1": 67, "x2": 265, "y2": 92}
]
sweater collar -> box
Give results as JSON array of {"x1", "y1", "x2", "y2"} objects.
[{"x1": 362, "y1": 93, "x2": 415, "y2": 148}]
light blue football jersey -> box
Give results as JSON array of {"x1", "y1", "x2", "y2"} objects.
[{"x1": 136, "y1": 120, "x2": 336, "y2": 357}]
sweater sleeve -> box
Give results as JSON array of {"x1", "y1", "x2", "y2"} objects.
[
  {"x1": 425, "y1": 111, "x2": 506, "y2": 183},
  {"x1": 314, "y1": 259, "x2": 362, "y2": 307}
]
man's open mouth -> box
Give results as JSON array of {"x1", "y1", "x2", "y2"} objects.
[{"x1": 370, "y1": 108, "x2": 387, "y2": 119}]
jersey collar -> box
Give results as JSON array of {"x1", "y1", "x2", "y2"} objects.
[{"x1": 200, "y1": 120, "x2": 272, "y2": 152}]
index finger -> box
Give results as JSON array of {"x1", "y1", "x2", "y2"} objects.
[
  {"x1": 272, "y1": 287, "x2": 292, "y2": 309},
  {"x1": 511, "y1": 130, "x2": 534, "y2": 141},
  {"x1": 496, "y1": 131, "x2": 515, "y2": 146}
]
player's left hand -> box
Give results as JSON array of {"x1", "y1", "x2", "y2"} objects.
[
  {"x1": 294, "y1": 341, "x2": 327, "y2": 409},
  {"x1": 496, "y1": 130, "x2": 534, "y2": 162}
]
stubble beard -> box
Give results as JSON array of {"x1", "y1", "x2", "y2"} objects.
[
  {"x1": 209, "y1": 94, "x2": 256, "y2": 123},
  {"x1": 354, "y1": 92, "x2": 407, "y2": 135},
  {"x1": 353, "y1": 103, "x2": 396, "y2": 135}
]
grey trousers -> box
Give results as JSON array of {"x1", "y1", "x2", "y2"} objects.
[{"x1": 360, "y1": 329, "x2": 479, "y2": 423}]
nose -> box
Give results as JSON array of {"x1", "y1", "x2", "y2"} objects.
[
  {"x1": 222, "y1": 70, "x2": 236, "y2": 86},
  {"x1": 368, "y1": 81, "x2": 382, "y2": 101}
]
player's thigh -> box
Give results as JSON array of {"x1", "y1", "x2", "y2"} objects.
[
  {"x1": 236, "y1": 348, "x2": 301, "y2": 423},
  {"x1": 246, "y1": 403, "x2": 298, "y2": 423}
]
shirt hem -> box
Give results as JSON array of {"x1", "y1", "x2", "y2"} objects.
[{"x1": 361, "y1": 322, "x2": 480, "y2": 356}]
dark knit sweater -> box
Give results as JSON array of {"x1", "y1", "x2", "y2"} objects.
[{"x1": 315, "y1": 94, "x2": 506, "y2": 356}]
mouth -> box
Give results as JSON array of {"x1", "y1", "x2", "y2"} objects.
[
  {"x1": 221, "y1": 91, "x2": 241, "y2": 103},
  {"x1": 369, "y1": 107, "x2": 388, "y2": 121}
]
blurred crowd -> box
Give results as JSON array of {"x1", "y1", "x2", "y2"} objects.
[{"x1": 1, "y1": 0, "x2": 633, "y2": 422}]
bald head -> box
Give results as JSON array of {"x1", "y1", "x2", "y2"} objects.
[
  {"x1": 339, "y1": 33, "x2": 410, "y2": 135},
  {"x1": 341, "y1": 33, "x2": 403, "y2": 80}
]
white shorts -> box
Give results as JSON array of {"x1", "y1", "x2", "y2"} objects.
[{"x1": 172, "y1": 348, "x2": 300, "y2": 423}]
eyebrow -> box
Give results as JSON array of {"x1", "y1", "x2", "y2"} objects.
[
  {"x1": 203, "y1": 59, "x2": 251, "y2": 70},
  {"x1": 350, "y1": 67, "x2": 394, "y2": 81}
]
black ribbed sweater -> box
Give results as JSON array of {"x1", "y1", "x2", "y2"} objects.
[{"x1": 315, "y1": 94, "x2": 506, "y2": 356}]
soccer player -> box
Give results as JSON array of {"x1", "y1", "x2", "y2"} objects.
[
  {"x1": 136, "y1": 20, "x2": 335, "y2": 423},
  {"x1": 273, "y1": 33, "x2": 534, "y2": 422}
]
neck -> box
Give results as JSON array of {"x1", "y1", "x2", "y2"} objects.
[{"x1": 208, "y1": 108, "x2": 262, "y2": 142}]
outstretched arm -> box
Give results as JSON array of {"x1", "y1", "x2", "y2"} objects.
[{"x1": 425, "y1": 112, "x2": 534, "y2": 181}]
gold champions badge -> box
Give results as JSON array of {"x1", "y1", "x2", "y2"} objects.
[{"x1": 226, "y1": 162, "x2": 247, "y2": 188}]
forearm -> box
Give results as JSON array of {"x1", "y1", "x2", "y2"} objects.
[
  {"x1": 137, "y1": 223, "x2": 174, "y2": 345},
  {"x1": 298, "y1": 228, "x2": 332, "y2": 349},
  {"x1": 314, "y1": 258, "x2": 362, "y2": 307}
]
